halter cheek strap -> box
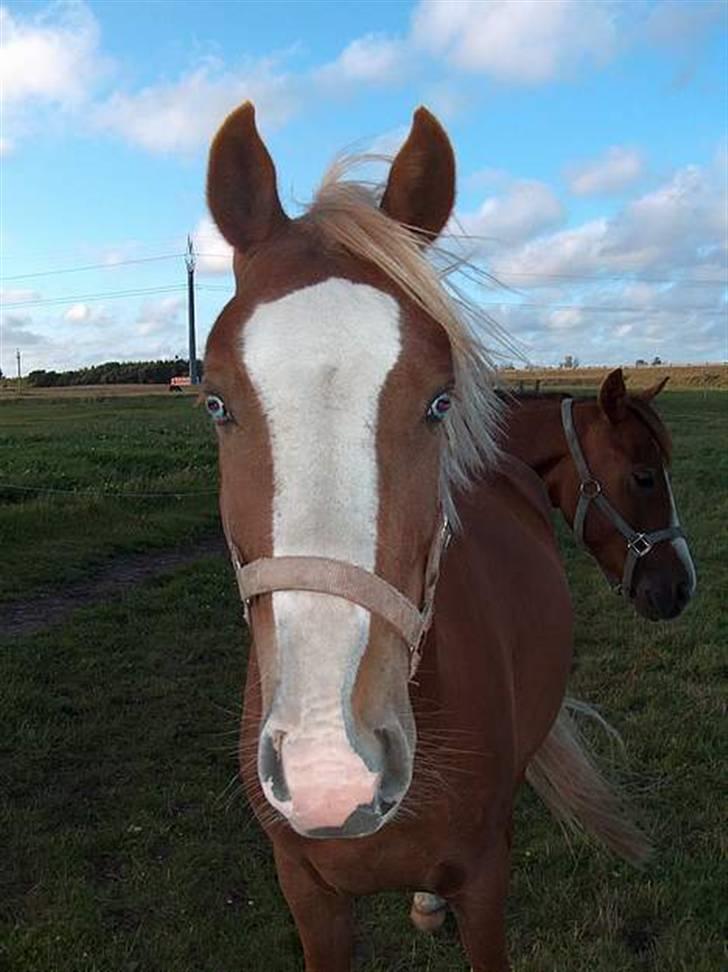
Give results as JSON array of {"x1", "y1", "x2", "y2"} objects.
[
  {"x1": 228, "y1": 515, "x2": 451, "y2": 679},
  {"x1": 560, "y1": 398, "x2": 685, "y2": 597}
]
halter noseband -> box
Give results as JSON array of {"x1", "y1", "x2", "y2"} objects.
[
  {"x1": 560, "y1": 397, "x2": 684, "y2": 597},
  {"x1": 227, "y1": 514, "x2": 451, "y2": 679}
]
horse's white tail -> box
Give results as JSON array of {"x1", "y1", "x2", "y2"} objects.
[{"x1": 526, "y1": 699, "x2": 650, "y2": 865}]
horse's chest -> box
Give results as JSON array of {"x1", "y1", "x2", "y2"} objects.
[{"x1": 264, "y1": 768, "x2": 505, "y2": 897}]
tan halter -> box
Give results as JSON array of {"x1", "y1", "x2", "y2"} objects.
[{"x1": 227, "y1": 514, "x2": 452, "y2": 679}]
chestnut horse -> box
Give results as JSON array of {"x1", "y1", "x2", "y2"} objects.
[
  {"x1": 203, "y1": 103, "x2": 645, "y2": 971},
  {"x1": 500, "y1": 372, "x2": 696, "y2": 620}
]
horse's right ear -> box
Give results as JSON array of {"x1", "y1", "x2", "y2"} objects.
[
  {"x1": 598, "y1": 368, "x2": 628, "y2": 423},
  {"x1": 207, "y1": 102, "x2": 289, "y2": 253}
]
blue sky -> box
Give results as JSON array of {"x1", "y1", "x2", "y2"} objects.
[{"x1": 1, "y1": 0, "x2": 726, "y2": 374}]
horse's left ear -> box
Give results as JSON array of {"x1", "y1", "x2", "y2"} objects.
[
  {"x1": 380, "y1": 107, "x2": 455, "y2": 244},
  {"x1": 638, "y1": 376, "x2": 669, "y2": 401},
  {"x1": 598, "y1": 368, "x2": 628, "y2": 423}
]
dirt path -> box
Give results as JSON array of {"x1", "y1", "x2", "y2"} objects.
[{"x1": 1, "y1": 534, "x2": 227, "y2": 639}]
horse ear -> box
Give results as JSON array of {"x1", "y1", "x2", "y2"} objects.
[
  {"x1": 207, "y1": 102, "x2": 288, "y2": 253},
  {"x1": 639, "y1": 376, "x2": 669, "y2": 401},
  {"x1": 380, "y1": 107, "x2": 455, "y2": 244},
  {"x1": 598, "y1": 368, "x2": 628, "y2": 423}
]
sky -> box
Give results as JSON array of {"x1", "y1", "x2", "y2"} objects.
[{"x1": 1, "y1": 0, "x2": 726, "y2": 376}]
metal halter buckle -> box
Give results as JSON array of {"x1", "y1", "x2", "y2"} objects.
[
  {"x1": 580, "y1": 478, "x2": 602, "y2": 499},
  {"x1": 627, "y1": 533, "x2": 653, "y2": 557}
]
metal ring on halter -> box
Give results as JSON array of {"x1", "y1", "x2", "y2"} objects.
[{"x1": 579, "y1": 479, "x2": 602, "y2": 499}]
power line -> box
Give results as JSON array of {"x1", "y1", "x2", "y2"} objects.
[
  {"x1": 3, "y1": 271, "x2": 725, "y2": 315},
  {"x1": 3, "y1": 248, "x2": 725, "y2": 289},
  {"x1": 0, "y1": 253, "x2": 185, "y2": 283},
  {"x1": 482, "y1": 300, "x2": 726, "y2": 315},
  {"x1": 197, "y1": 284, "x2": 724, "y2": 314},
  {"x1": 2, "y1": 284, "x2": 186, "y2": 310},
  {"x1": 486, "y1": 268, "x2": 727, "y2": 287}
]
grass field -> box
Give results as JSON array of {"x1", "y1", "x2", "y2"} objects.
[
  {"x1": 0, "y1": 395, "x2": 218, "y2": 600},
  {"x1": 1, "y1": 390, "x2": 726, "y2": 971}
]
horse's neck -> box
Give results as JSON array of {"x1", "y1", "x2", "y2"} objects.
[{"x1": 502, "y1": 398, "x2": 570, "y2": 509}]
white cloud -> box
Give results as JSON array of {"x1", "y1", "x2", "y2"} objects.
[
  {"x1": 459, "y1": 179, "x2": 565, "y2": 249},
  {"x1": 1, "y1": 288, "x2": 40, "y2": 304},
  {"x1": 0, "y1": 2, "x2": 101, "y2": 107},
  {"x1": 94, "y1": 59, "x2": 296, "y2": 153},
  {"x1": 316, "y1": 34, "x2": 410, "y2": 87},
  {"x1": 1, "y1": 313, "x2": 45, "y2": 376},
  {"x1": 61, "y1": 302, "x2": 112, "y2": 327},
  {"x1": 491, "y1": 157, "x2": 727, "y2": 283},
  {"x1": 0, "y1": 1, "x2": 104, "y2": 151},
  {"x1": 64, "y1": 303, "x2": 91, "y2": 323},
  {"x1": 1, "y1": 313, "x2": 44, "y2": 345},
  {"x1": 192, "y1": 216, "x2": 233, "y2": 275},
  {"x1": 411, "y1": 0, "x2": 618, "y2": 83},
  {"x1": 135, "y1": 296, "x2": 183, "y2": 336},
  {"x1": 449, "y1": 154, "x2": 727, "y2": 365},
  {"x1": 567, "y1": 146, "x2": 644, "y2": 196},
  {"x1": 548, "y1": 307, "x2": 584, "y2": 331}
]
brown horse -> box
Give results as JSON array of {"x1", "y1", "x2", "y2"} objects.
[
  {"x1": 500, "y1": 373, "x2": 696, "y2": 620},
  {"x1": 203, "y1": 102, "x2": 645, "y2": 971}
]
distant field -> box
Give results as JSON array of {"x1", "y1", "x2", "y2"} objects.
[
  {"x1": 2, "y1": 390, "x2": 726, "y2": 971},
  {"x1": 1, "y1": 362, "x2": 726, "y2": 401},
  {"x1": 0, "y1": 383, "x2": 198, "y2": 399},
  {"x1": 499, "y1": 363, "x2": 728, "y2": 391}
]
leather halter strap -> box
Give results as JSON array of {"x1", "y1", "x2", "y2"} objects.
[
  {"x1": 560, "y1": 397, "x2": 684, "y2": 597},
  {"x1": 228, "y1": 515, "x2": 451, "y2": 679}
]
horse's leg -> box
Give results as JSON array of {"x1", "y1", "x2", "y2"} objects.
[
  {"x1": 449, "y1": 838, "x2": 511, "y2": 972},
  {"x1": 273, "y1": 846, "x2": 354, "y2": 972}
]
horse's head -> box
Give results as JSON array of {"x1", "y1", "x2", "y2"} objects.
[
  {"x1": 203, "y1": 104, "x2": 496, "y2": 837},
  {"x1": 560, "y1": 368, "x2": 696, "y2": 620}
]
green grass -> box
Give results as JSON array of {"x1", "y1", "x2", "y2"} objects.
[
  {"x1": 2, "y1": 390, "x2": 726, "y2": 970},
  {"x1": 0, "y1": 395, "x2": 219, "y2": 599}
]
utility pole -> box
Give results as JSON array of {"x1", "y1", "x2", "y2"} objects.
[
  {"x1": 185, "y1": 235, "x2": 199, "y2": 384},
  {"x1": 16, "y1": 348, "x2": 21, "y2": 380}
]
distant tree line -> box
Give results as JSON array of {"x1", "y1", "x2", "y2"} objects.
[{"x1": 25, "y1": 358, "x2": 203, "y2": 387}]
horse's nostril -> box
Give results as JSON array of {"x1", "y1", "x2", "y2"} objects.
[
  {"x1": 376, "y1": 727, "x2": 411, "y2": 803},
  {"x1": 259, "y1": 731, "x2": 290, "y2": 803},
  {"x1": 675, "y1": 580, "x2": 690, "y2": 608}
]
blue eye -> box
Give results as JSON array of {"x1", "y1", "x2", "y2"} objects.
[
  {"x1": 205, "y1": 394, "x2": 230, "y2": 424},
  {"x1": 427, "y1": 391, "x2": 452, "y2": 422}
]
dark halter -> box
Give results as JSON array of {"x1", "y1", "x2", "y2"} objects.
[{"x1": 560, "y1": 398, "x2": 685, "y2": 597}]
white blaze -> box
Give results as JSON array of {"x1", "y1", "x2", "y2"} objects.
[{"x1": 242, "y1": 278, "x2": 402, "y2": 823}]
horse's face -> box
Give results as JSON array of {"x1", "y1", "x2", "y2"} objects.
[
  {"x1": 204, "y1": 104, "x2": 456, "y2": 837},
  {"x1": 569, "y1": 370, "x2": 696, "y2": 620}
]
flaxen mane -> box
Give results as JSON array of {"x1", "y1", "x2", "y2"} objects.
[{"x1": 303, "y1": 159, "x2": 504, "y2": 525}]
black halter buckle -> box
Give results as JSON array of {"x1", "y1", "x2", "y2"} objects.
[{"x1": 627, "y1": 533, "x2": 653, "y2": 558}]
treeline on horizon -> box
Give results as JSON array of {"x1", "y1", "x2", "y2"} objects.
[{"x1": 23, "y1": 359, "x2": 203, "y2": 387}]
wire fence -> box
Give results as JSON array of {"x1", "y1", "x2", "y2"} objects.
[{"x1": 0, "y1": 482, "x2": 218, "y2": 498}]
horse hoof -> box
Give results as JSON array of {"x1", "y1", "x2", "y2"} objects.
[{"x1": 410, "y1": 891, "x2": 447, "y2": 932}]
